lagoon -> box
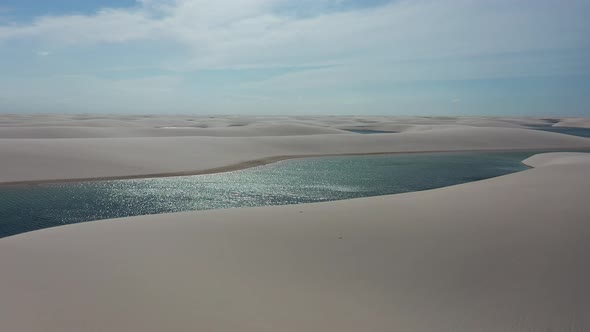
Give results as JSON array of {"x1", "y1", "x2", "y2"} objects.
[{"x1": 0, "y1": 151, "x2": 542, "y2": 238}]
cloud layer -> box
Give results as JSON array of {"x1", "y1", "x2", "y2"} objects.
[{"x1": 0, "y1": 0, "x2": 589, "y2": 114}]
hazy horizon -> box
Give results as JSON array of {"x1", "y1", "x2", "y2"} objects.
[{"x1": 1, "y1": 0, "x2": 589, "y2": 116}]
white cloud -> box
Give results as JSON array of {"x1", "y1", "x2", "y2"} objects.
[
  {"x1": 0, "y1": 0, "x2": 588, "y2": 115},
  {"x1": 0, "y1": 0, "x2": 587, "y2": 72}
]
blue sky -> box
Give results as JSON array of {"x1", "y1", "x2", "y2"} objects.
[
  {"x1": 0, "y1": 0, "x2": 589, "y2": 115},
  {"x1": 0, "y1": 0, "x2": 138, "y2": 18}
]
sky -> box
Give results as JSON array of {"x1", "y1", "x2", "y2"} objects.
[{"x1": 0, "y1": 0, "x2": 589, "y2": 115}]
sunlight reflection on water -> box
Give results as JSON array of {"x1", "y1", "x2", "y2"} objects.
[{"x1": 0, "y1": 151, "x2": 544, "y2": 237}]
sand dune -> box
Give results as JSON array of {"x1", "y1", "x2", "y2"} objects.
[
  {"x1": 1, "y1": 152, "x2": 589, "y2": 331},
  {"x1": 0, "y1": 123, "x2": 349, "y2": 139},
  {"x1": 0, "y1": 114, "x2": 583, "y2": 138},
  {"x1": 523, "y1": 152, "x2": 590, "y2": 167},
  {"x1": 554, "y1": 118, "x2": 590, "y2": 128},
  {"x1": 1, "y1": 114, "x2": 588, "y2": 330},
  {"x1": 1, "y1": 126, "x2": 590, "y2": 184}
]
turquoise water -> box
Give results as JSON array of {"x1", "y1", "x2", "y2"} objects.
[{"x1": 0, "y1": 151, "x2": 544, "y2": 238}]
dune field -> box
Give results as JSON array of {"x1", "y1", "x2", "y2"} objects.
[
  {"x1": 0, "y1": 115, "x2": 589, "y2": 331},
  {"x1": 1, "y1": 115, "x2": 590, "y2": 184}
]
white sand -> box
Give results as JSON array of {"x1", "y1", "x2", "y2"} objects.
[
  {"x1": 1, "y1": 152, "x2": 589, "y2": 331},
  {"x1": 0, "y1": 114, "x2": 583, "y2": 138},
  {"x1": 1, "y1": 115, "x2": 590, "y2": 184},
  {"x1": 1, "y1": 115, "x2": 589, "y2": 330},
  {"x1": 523, "y1": 152, "x2": 590, "y2": 167}
]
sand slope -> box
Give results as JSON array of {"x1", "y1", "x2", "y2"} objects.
[
  {"x1": 1, "y1": 153, "x2": 589, "y2": 331},
  {"x1": 1, "y1": 126, "x2": 590, "y2": 184},
  {"x1": 554, "y1": 118, "x2": 590, "y2": 128},
  {"x1": 0, "y1": 123, "x2": 351, "y2": 138},
  {"x1": 523, "y1": 152, "x2": 590, "y2": 167}
]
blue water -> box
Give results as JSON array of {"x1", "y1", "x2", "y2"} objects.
[
  {"x1": 0, "y1": 151, "x2": 547, "y2": 238},
  {"x1": 344, "y1": 129, "x2": 397, "y2": 134},
  {"x1": 530, "y1": 126, "x2": 590, "y2": 138}
]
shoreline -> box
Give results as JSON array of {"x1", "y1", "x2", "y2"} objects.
[{"x1": 2, "y1": 146, "x2": 589, "y2": 187}]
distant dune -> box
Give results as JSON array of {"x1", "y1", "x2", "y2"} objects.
[
  {"x1": 554, "y1": 118, "x2": 590, "y2": 128},
  {"x1": 0, "y1": 114, "x2": 585, "y2": 138},
  {"x1": 1, "y1": 115, "x2": 590, "y2": 184}
]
